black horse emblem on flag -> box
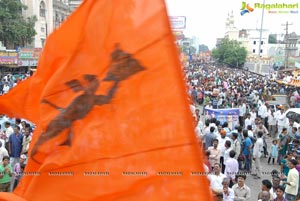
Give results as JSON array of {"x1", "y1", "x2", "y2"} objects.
[{"x1": 31, "y1": 44, "x2": 145, "y2": 163}]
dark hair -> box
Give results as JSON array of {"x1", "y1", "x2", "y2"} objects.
[
  {"x1": 14, "y1": 125, "x2": 20, "y2": 130},
  {"x1": 222, "y1": 122, "x2": 228, "y2": 128},
  {"x1": 229, "y1": 150, "x2": 236, "y2": 158},
  {"x1": 271, "y1": 169, "x2": 279, "y2": 177},
  {"x1": 210, "y1": 126, "x2": 215, "y2": 133},
  {"x1": 213, "y1": 138, "x2": 219, "y2": 143},
  {"x1": 275, "y1": 185, "x2": 285, "y2": 192},
  {"x1": 2, "y1": 156, "x2": 9, "y2": 161},
  {"x1": 15, "y1": 118, "x2": 21, "y2": 124},
  {"x1": 243, "y1": 130, "x2": 248, "y2": 138},
  {"x1": 257, "y1": 131, "x2": 263, "y2": 138},
  {"x1": 290, "y1": 159, "x2": 298, "y2": 166},
  {"x1": 20, "y1": 164, "x2": 26, "y2": 169},
  {"x1": 237, "y1": 126, "x2": 243, "y2": 132},
  {"x1": 236, "y1": 174, "x2": 246, "y2": 180},
  {"x1": 225, "y1": 140, "x2": 231, "y2": 148},
  {"x1": 205, "y1": 120, "x2": 210, "y2": 127},
  {"x1": 262, "y1": 179, "x2": 272, "y2": 189},
  {"x1": 231, "y1": 132, "x2": 238, "y2": 139},
  {"x1": 247, "y1": 125, "x2": 252, "y2": 130}
]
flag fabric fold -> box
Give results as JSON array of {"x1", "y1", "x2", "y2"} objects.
[{"x1": 0, "y1": 0, "x2": 212, "y2": 200}]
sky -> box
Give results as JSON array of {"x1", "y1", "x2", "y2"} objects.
[{"x1": 165, "y1": 0, "x2": 300, "y2": 49}]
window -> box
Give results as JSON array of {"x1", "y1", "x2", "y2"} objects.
[
  {"x1": 41, "y1": 39, "x2": 46, "y2": 47},
  {"x1": 261, "y1": 41, "x2": 263, "y2": 45},
  {"x1": 40, "y1": 1, "x2": 46, "y2": 17},
  {"x1": 260, "y1": 49, "x2": 263, "y2": 53},
  {"x1": 41, "y1": 27, "x2": 45, "y2": 32},
  {"x1": 252, "y1": 49, "x2": 255, "y2": 53},
  {"x1": 253, "y1": 41, "x2": 256, "y2": 45}
]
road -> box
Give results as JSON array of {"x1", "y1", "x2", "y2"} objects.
[{"x1": 246, "y1": 137, "x2": 278, "y2": 201}]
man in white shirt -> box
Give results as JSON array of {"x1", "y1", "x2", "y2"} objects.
[
  {"x1": 222, "y1": 178, "x2": 234, "y2": 201},
  {"x1": 250, "y1": 108, "x2": 257, "y2": 129},
  {"x1": 238, "y1": 101, "x2": 247, "y2": 128},
  {"x1": 269, "y1": 175, "x2": 281, "y2": 199},
  {"x1": 244, "y1": 113, "x2": 252, "y2": 130},
  {"x1": 4, "y1": 122, "x2": 13, "y2": 149},
  {"x1": 0, "y1": 141, "x2": 9, "y2": 164},
  {"x1": 258, "y1": 102, "x2": 268, "y2": 127},
  {"x1": 208, "y1": 163, "x2": 227, "y2": 196},
  {"x1": 252, "y1": 131, "x2": 264, "y2": 179},
  {"x1": 218, "y1": 130, "x2": 231, "y2": 173},
  {"x1": 230, "y1": 133, "x2": 241, "y2": 160},
  {"x1": 224, "y1": 150, "x2": 239, "y2": 188},
  {"x1": 268, "y1": 110, "x2": 277, "y2": 139},
  {"x1": 275, "y1": 108, "x2": 287, "y2": 135},
  {"x1": 283, "y1": 159, "x2": 299, "y2": 201},
  {"x1": 232, "y1": 174, "x2": 251, "y2": 201}
]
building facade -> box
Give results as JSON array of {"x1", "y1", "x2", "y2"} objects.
[
  {"x1": 224, "y1": 12, "x2": 269, "y2": 57},
  {"x1": 21, "y1": 0, "x2": 71, "y2": 48},
  {"x1": 68, "y1": 0, "x2": 82, "y2": 12}
]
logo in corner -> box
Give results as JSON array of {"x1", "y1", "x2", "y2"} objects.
[{"x1": 240, "y1": 2, "x2": 254, "y2": 16}]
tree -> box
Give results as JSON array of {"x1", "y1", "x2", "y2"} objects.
[
  {"x1": 0, "y1": 0, "x2": 37, "y2": 49},
  {"x1": 211, "y1": 38, "x2": 247, "y2": 68},
  {"x1": 198, "y1": 44, "x2": 209, "y2": 53},
  {"x1": 268, "y1": 34, "x2": 277, "y2": 44}
]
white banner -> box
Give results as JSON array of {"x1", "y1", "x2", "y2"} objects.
[{"x1": 169, "y1": 16, "x2": 186, "y2": 29}]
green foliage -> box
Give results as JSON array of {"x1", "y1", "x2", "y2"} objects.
[
  {"x1": 198, "y1": 44, "x2": 209, "y2": 53},
  {"x1": 268, "y1": 34, "x2": 277, "y2": 44},
  {"x1": 0, "y1": 0, "x2": 37, "y2": 49},
  {"x1": 180, "y1": 40, "x2": 197, "y2": 55},
  {"x1": 212, "y1": 38, "x2": 247, "y2": 68}
]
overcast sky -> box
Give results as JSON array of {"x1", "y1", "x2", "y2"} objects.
[{"x1": 165, "y1": 0, "x2": 300, "y2": 49}]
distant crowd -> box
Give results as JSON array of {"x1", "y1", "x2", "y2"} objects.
[
  {"x1": 0, "y1": 72, "x2": 31, "y2": 95},
  {"x1": 188, "y1": 63, "x2": 300, "y2": 201}
]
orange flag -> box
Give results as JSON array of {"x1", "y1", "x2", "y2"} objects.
[{"x1": 0, "y1": 0, "x2": 212, "y2": 200}]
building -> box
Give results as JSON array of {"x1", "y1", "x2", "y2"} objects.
[
  {"x1": 53, "y1": 0, "x2": 71, "y2": 28},
  {"x1": 223, "y1": 11, "x2": 269, "y2": 57},
  {"x1": 224, "y1": 12, "x2": 239, "y2": 40},
  {"x1": 21, "y1": 0, "x2": 70, "y2": 48},
  {"x1": 68, "y1": 0, "x2": 82, "y2": 12},
  {"x1": 179, "y1": 37, "x2": 200, "y2": 54}
]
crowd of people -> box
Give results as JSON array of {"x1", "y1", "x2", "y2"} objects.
[
  {"x1": 189, "y1": 63, "x2": 300, "y2": 201},
  {"x1": 0, "y1": 72, "x2": 33, "y2": 192},
  {"x1": 0, "y1": 118, "x2": 33, "y2": 192},
  {"x1": 0, "y1": 72, "x2": 31, "y2": 95},
  {"x1": 1, "y1": 64, "x2": 300, "y2": 200}
]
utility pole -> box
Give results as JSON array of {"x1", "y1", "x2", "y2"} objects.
[
  {"x1": 282, "y1": 21, "x2": 293, "y2": 69},
  {"x1": 257, "y1": 0, "x2": 265, "y2": 74}
]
